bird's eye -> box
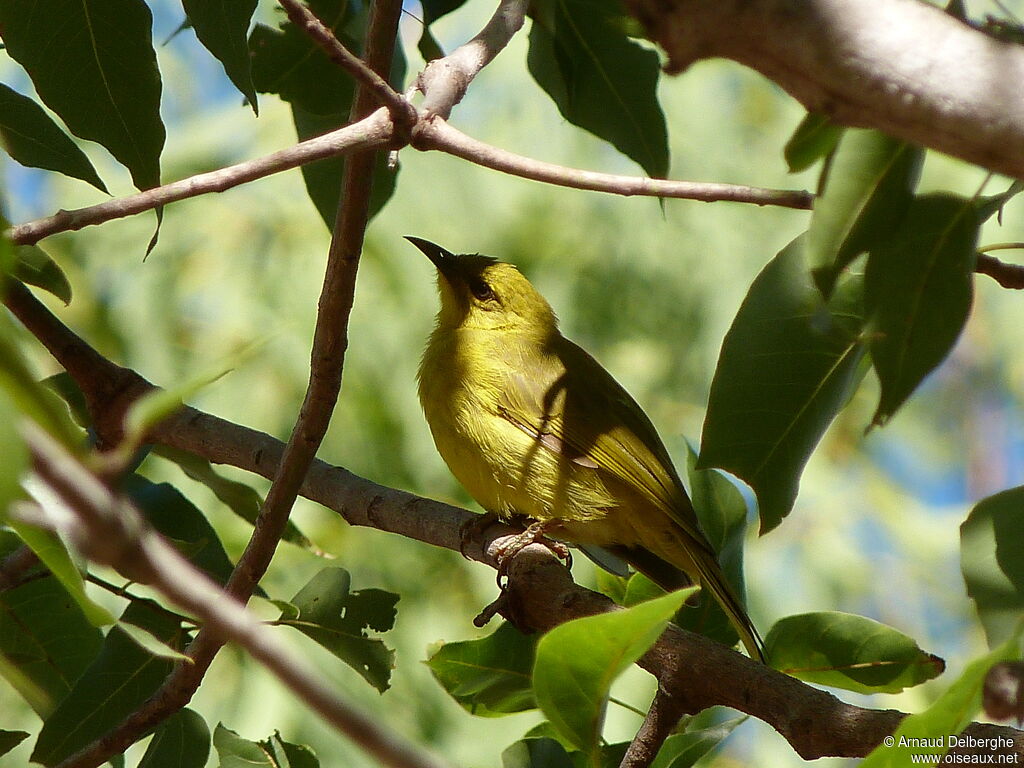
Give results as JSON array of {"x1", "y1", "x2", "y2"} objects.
[{"x1": 469, "y1": 278, "x2": 496, "y2": 302}]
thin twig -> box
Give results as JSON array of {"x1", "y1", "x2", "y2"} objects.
[
  {"x1": 416, "y1": 0, "x2": 528, "y2": 118},
  {"x1": 415, "y1": 118, "x2": 815, "y2": 209},
  {"x1": 277, "y1": 0, "x2": 417, "y2": 132},
  {"x1": 5, "y1": 282, "x2": 1024, "y2": 762},
  {"x1": 976, "y1": 252, "x2": 1024, "y2": 289},
  {"x1": 20, "y1": 424, "x2": 451, "y2": 768},
  {"x1": 8, "y1": 112, "x2": 394, "y2": 247}
]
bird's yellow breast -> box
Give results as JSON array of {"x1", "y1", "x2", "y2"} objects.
[{"x1": 418, "y1": 326, "x2": 622, "y2": 532}]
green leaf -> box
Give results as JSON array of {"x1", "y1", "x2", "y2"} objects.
[
  {"x1": 426, "y1": 622, "x2": 537, "y2": 716},
  {"x1": 0, "y1": 730, "x2": 30, "y2": 758},
  {"x1": 120, "y1": 474, "x2": 239, "y2": 589},
  {"x1": 527, "y1": 0, "x2": 668, "y2": 178},
  {"x1": 212, "y1": 725, "x2": 320, "y2": 768},
  {"x1": 860, "y1": 626, "x2": 1023, "y2": 768},
  {"x1": 975, "y1": 180, "x2": 1024, "y2": 224},
  {"x1": 417, "y1": 0, "x2": 467, "y2": 59},
  {"x1": 699, "y1": 237, "x2": 868, "y2": 532},
  {"x1": 866, "y1": 194, "x2": 979, "y2": 427},
  {"x1": 765, "y1": 612, "x2": 945, "y2": 694},
  {"x1": 290, "y1": 104, "x2": 401, "y2": 230},
  {"x1": 138, "y1": 708, "x2": 210, "y2": 768},
  {"x1": 502, "y1": 737, "x2": 575, "y2": 768},
  {"x1": 0, "y1": 83, "x2": 106, "y2": 192},
  {"x1": 0, "y1": 0, "x2": 164, "y2": 191},
  {"x1": 183, "y1": 0, "x2": 258, "y2": 113},
  {"x1": 650, "y1": 717, "x2": 747, "y2": 768},
  {"x1": 533, "y1": 590, "x2": 688, "y2": 755},
  {"x1": 151, "y1": 445, "x2": 312, "y2": 549},
  {"x1": 275, "y1": 567, "x2": 397, "y2": 692},
  {"x1": 808, "y1": 130, "x2": 922, "y2": 296},
  {"x1": 681, "y1": 442, "x2": 749, "y2": 647},
  {"x1": 12, "y1": 244, "x2": 72, "y2": 305},
  {"x1": 0, "y1": 575, "x2": 104, "y2": 715},
  {"x1": 961, "y1": 487, "x2": 1024, "y2": 647},
  {"x1": 32, "y1": 602, "x2": 185, "y2": 766},
  {"x1": 6, "y1": 517, "x2": 115, "y2": 627},
  {"x1": 784, "y1": 112, "x2": 843, "y2": 173},
  {"x1": 0, "y1": 388, "x2": 27, "y2": 512}
]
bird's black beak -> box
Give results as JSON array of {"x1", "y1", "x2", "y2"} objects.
[{"x1": 405, "y1": 236, "x2": 457, "y2": 277}]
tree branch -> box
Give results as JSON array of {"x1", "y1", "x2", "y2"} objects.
[
  {"x1": 976, "y1": 252, "x2": 1024, "y2": 289},
  {"x1": 416, "y1": 0, "x2": 528, "y2": 119},
  {"x1": 7, "y1": 111, "x2": 395, "y2": 247},
  {"x1": 414, "y1": 118, "x2": 814, "y2": 208},
  {"x1": 620, "y1": 687, "x2": 692, "y2": 768},
  {"x1": 623, "y1": 0, "x2": 1024, "y2": 179},
  {"x1": 18, "y1": 423, "x2": 451, "y2": 768},
  {"x1": 5, "y1": 282, "x2": 1023, "y2": 764}
]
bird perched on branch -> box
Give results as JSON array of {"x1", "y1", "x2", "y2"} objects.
[{"x1": 409, "y1": 236, "x2": 764, "y2": 662}]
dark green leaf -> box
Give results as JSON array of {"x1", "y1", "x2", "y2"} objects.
[
  {"x1": 426, "y1": 622, "x2": 537, "y2": 716},
  {"x1": 860, "y1": 627, "x2": 1023, "y2": 768},
  {"x1": 808, "y1": 130, "x2": 922, "y2": 296},
  {"x1": 699, "y1": 237, "x2": 868, "y2": 532},
  {"x1": 120, "y1": 474, "x2": 239, "y2": 589},
  {"x1": 765, "y1": 612, "x2": 944, "y2": 694},
  {"x1": 783, "y1": 112, "x2": 843, "y2": 173},
  {"x1": 502, "y1": 738, "x2": 575, "y2": 768},
  {"x1": 212, "y1": 725, "x2": 320, "y2": 768},
  {"x1": 0, "y1": 730, "x2": 29, "y2": 758},
  {"x1": 183, "y1": 0, "x2": 258, "y2": 112},
  {"x1": 0, "y1": 0, "x2": 164, "y2": 190},
  {"x1": 533, "y1": 591, "x2": 688, "y2": 755},
  {"x1": 527, "y1": 0, "x2": 668, "y2": 178},
  {"x1": 138, "y1": 708, "x2": 210, "y2": 768},
  {"x1": 866, "y1": 194, "x2": 979, "y2": 426},
  {"x1": 32, "y1": 603, "x2": 184, "y2": 766},
  {"x1": 151, "y1": 445, "x2": 312, "y2": 549},
  {"x1": 291, "y1": 105, "x2": 400, "y2": 230},
  {"x1": 0, "y1": 388, "x2": 26, "y2": 512},
  {"x1": 12, "y1": 245, "x2": 72, "y2": 304},
  {"x1": 421, "y1": 0, "x2": 467, "y2": 24},
  {"x1": 961, "y1": 486, "x2": 1024, "y2": 647},
  {"x1": 276, "y1": 567, "x2": 397, "y2": 692},
  {"x1": 0, "y1": 575, "x2": 104, "y2": 716},
  {"x1": 42, "y1": 372, "x2": 90, "y2": 427},
  {"x1": 0, "y1": 83, "x2": 106, "y2": 191}
]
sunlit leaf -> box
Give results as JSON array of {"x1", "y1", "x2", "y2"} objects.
[
  {"x1": 765, "y1": 612, "x2": 944, "y2": 694},
  {"x1": 0, "y1": 83, "x2": 106, "y2": 192},
  {"x1": 860, "y1": 626, "x2": 1023, "y2": 768},
  {"x1": 784, "y1": 112, "x2": 843, "y2": 173},
  {"x1": 32, "y1": 603, "x2": 185, "y2": 766},
  {"x1": 650, "y1": 717, "x2": 748, "y2": 768},
  {"x1": 137, "y1": 708, "x2": 210, "y2": 768},
  {"x1": 866, "y1": 194, "x2": 979, "y2": 426},
  {"x1": 275, "y1": 567, "x2": 397, "y2": 692},
  {"x1": 527, "y1": 0, "x2": 668, "y2": 178},
  {"x1": 961, "y1": 486, "x2": 1024, "y2": 647},
  {"x1": 533, "y1": 590, "x2": 688, "y2": 755},
  {"x1": 0, "y1": 0, "x2": 164, "y2": 190},
  {"x1": 183, "y1": 0, "x2": 258, "y2": 112},
  {"x1": 808, "y1": 130, "x2": 923, "y2": 297},
  {"x1": 699, "y1": 237, "x2": 868, "y2": 532},
  {"x1": 426, "y1": 621, "x2": 537, "y2": 716},
  {"x1": 0, "y1": 575, "x2": 103, "y2": 715},
  {"x1": 213, "y1": 724, "x2": 320, "y2": 768}
]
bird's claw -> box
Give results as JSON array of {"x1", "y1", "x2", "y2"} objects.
[
  {"x1": 493, "y1": 521, "x2": 573, "y2": 588},
  {"x1": 458, "y1": 512, "x2": 502, "y2": 560}
]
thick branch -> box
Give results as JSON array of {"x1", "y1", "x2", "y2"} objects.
[
  {"x1": 415, "y1": 118, "x2": 813, "y2": 208},
  {"x1": 624, "y1": 0, "x2": 1024, "y2": 179},
  {"x1": 5, "y1": 282, "x2": 1023, "y2": 763},
  {"x1": 417, "y1": 0, "x2": 528, "y2": 118},
  {"x1": 20, "y1": 424, "x2": 450, "y2": 768}
]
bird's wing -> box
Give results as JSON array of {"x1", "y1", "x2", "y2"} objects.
[{"x1": 496, "y1": 336, "x2": 707, "y2": 544}]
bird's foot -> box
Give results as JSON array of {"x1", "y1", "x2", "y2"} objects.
[
  {"x1": 458, "y1": 511, "x2": 503, "y2": 560},
  {"x1": 493, "y1": 521, "x2": 573, "y2": 587}
]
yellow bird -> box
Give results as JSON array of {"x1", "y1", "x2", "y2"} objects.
[{"x1": 410, "y1": 237, "x2": 763, "y2": 662}]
